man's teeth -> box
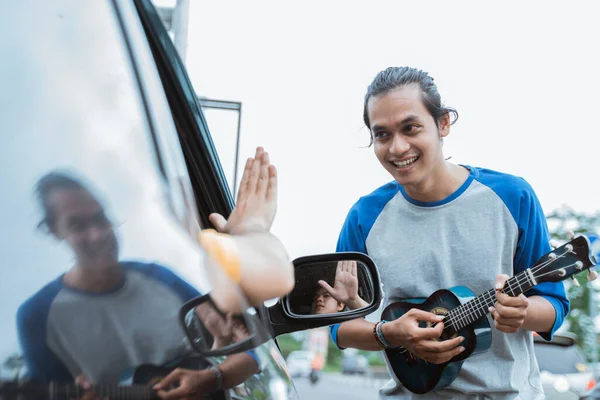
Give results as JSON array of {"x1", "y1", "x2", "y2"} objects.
[{"x1": 393, "y1": 157, "x2": 418, "y2": 167}]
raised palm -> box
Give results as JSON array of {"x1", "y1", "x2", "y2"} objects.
[
  {"x1": 318, "y1": 260, "x2": 358, "y2": 304},
  {"x1": 209, "y1": 147, "x2": 277, "y2": 235}
]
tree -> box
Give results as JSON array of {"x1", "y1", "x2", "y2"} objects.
[
  {"x1": 546, "y1": 205, "x2": 600, "y2": 360},
  {"x1": 3, "y1": 353, "x2": 25, "y2": 380}
]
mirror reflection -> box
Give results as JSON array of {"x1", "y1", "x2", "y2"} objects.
[
  {"x1": 184, "y1": 298, "x2": 253, "y2": 353},
  {"x1": 288, "y1": 260, "x2": 374, "y2": 316}
]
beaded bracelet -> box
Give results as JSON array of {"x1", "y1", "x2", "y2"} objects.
[
  {"x1": 375, "y1": 320, "x2": 398, "y2": 349},
  {"x1": 373, "y1": 321, "x2": 386, "y2": 349}
]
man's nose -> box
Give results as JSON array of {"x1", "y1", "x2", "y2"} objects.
[
  {"x1": 87, "y1": 225, "x2": 108, "y2": 242},
  {"x1": 389, "y1": 133, "x2": 410, "y2": 154}
]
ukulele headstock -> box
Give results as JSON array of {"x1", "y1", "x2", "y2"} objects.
[{"x1": 532, "y1": 235, "x2": 598, "y2": 285}]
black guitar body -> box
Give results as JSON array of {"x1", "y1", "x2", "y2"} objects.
[{"x1": 381, "y1": 287, "x2": 492, "y2": 394}]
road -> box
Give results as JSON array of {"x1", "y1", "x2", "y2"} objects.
[{"x1": 293, "y1": 372, "x2": 389, "y2": 400}]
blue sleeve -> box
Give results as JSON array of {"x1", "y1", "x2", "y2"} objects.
[
  {"x1": 331, "y1": 205, "x2": 366, "y2": 349},
  {"x1": 245, "y1": 350, "x2": 260, "y2": 370},
  {"x1": 512, "y1": 181, "x2": 569, "y2": 340},
  {"x1": 127, "y1": 262, "x2": 201, "y2": 302},
  {"x1": 479, "y1": 171, "x2": 569, "y2": 341},
  {"x1": 336, "y1": 203, "x2": 368, "y2": 254},
  {"x1": 16, "y1": 282, "x2": 73, "y2": 382},
  {"x1": 332, "y1": 184, "x2": 398, "y2": 348},
  {"x1": 336, "y1": 182, "x2": 398, "y2": 254}
]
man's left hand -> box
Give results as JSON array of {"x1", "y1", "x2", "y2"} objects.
[{"x1": 489, "y1": 274, "x2": 529, "y2": 334}]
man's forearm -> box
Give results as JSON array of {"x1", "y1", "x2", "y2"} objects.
[
  {"x1": 522, "y1": 295, "x2": 556, "y2": 333},
  {"x1": 220, "y1": 352, "x2": 260, "y2": 389},
  {"x1": 346, "y1": 297, "x2": 369, "y2": 310},
  {"x1": 337, "y1": 318, "x2": 382, "y2": 351}
]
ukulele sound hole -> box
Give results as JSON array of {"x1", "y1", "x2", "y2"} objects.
[{"x1": 425, "y1": 307, "x2": 458, "y2": 342}]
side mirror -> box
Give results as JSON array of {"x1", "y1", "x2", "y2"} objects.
[
  {"x1": 286, "y1": 256, "x2": 375, "y2": 316},
  {"x1": 267, "y1": 252, "x2": 382, "y2": 337},
  {"x1": 179, "y1": 294, "x2": 264, "y2": 357},
  {"x1": 179, "y1": 252, "x2": 382, "y2": 357}
]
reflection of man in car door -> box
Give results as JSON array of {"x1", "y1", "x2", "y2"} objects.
[
  {"x1": 16, "y1": 171, "x2": 206, "y2": 385},
  {"x1": 16, "y1": 170, "x2": 261, "y2": 397},
  {"x1": 17, "y1": 146, "x2": 289, "y2": 398}
]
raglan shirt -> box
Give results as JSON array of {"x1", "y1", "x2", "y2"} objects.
[
  {"x1": 17, "y1": 262, "x2": 259, "y2": 384},
  {"x1": 331, "y1": 166, "x2": 569, "y2": 399}
]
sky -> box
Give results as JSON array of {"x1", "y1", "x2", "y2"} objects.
[
  {"x1": 159, "y1": 0, "x2": 600, "y2": 260},
  {"x1": 1, "y1": 0, "x2": 599, "y2": 376}
]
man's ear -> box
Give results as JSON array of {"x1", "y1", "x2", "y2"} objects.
[
  {"x1": 338, "y1": 303, "x2": 346, "y2": 312},
  {"x1": 439, "y1": 112, "x2": 451, "y2": 139}
]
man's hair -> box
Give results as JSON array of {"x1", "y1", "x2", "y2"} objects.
[
  {"x1": 363, "y1": 66, "x2": 458, "y2": 145},
  {"x1": 35, "y1": 171, "x2": 87, "y2": 232}
]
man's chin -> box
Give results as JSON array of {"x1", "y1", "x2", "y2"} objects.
[{"x1": 83, "y1": 257, "x2": 119, "y2": 269}]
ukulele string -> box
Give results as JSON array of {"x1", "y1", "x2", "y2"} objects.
[
  {"x1": 394, "y1": 248, "x2": 576, "y2": 353},
  {"x1": 441, "y1": 250, "x2": 573, "y2": 331}
]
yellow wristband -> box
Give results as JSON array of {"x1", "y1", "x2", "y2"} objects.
[{"x1": 198, "y1": 229, "x2": 242, "y2": 284}]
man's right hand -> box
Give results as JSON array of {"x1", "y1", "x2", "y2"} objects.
[{"x1": 382, "y1": 309, "x2": 465, "y2": 364}]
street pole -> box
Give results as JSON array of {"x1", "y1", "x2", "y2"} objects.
[
  {"x1": 590, "y1": 281, "x2": 598, "y2": 377},
  {"x1": 197, "y1": 98, "x2": 243, "y2": 199},
  {"x1": 171, "y1": 0, "x2": 190, "y2": 63}
]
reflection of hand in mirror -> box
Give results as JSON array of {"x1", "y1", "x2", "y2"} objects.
[
  {"x1": 228, "y1": 314, "x2": 250, "y2": 343},
  {"x1": 195, "y1": 303, "x2": 231, "y2": 350},
  {"x1": 317, "y1": 261, "x2": 369, "y2": 311},
  {"x1": 194, "y1": 302, "x2": 250, "y2": 351}
]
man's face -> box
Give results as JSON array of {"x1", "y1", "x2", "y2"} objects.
[
  {"x1": 311, "y1": 287, "x2": 344, "y2": 314},
  {"x1": 369, "y1": 84, "x2": 449, "y2": 192},
  {"x1": 50, "y1": 188, "x2": 118, "y2": 268}
]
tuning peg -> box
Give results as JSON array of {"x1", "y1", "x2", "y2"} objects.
[
  {"x1": 567, "y1": 230, "x2": 576, "y2": 240},
  {"x1": 588, "y1": 270, "x2": 599, "y2": 281},
  {"x1": 549, "y1": 240, "x2": 559, "y2": 249},
  {"x1": 571, "y1": 276, "x2": 581, "y2": 287}
]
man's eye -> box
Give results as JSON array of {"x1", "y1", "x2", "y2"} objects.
[
  {"x1": 404, "y1": 124, "x2": 420, "y2": 133},
  {"x1": 93, "y1": 213, "x2": 110, "y2": 227},
  {"x1": 373, "y1": 131, "x2": 388, "y2": 139}
]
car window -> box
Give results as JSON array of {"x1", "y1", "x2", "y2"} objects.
[
  {"x1": 0, "y1": 0, "x2": 212, "y2": 388},
  {"x1": 133, "y1": 0, "x2": 235, "y2": 229},
  {"x1": 133, "y1": 2, "x2": 299, "y2": 399},
  {"x1": 534, "y1": 343, "x2": 588, "y2": 374}
]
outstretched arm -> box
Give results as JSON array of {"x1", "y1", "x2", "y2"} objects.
[
  {"x1": 154, "y1": 352, "x2": 259, "y2": 399},
  {"x1": 201, "y1": 147, "x2": 294, "y2": 312}
]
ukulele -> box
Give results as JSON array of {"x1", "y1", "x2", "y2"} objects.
[
  {"x1": 381, "y1": 235, "x2": 597, "y2": 394},
  {"x1": 0, "y1": 357, "x2": 227, "y2": 400}
]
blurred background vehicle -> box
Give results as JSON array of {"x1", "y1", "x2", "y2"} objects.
[
  {"x1": 341, "y1": 352, "x2": 369, "y2": 376},
  {"x1": 286, "y1": 350, "x2": 315, "y2": 378},
  {"x1": 534, "y1": 332, "x2": 596, "y2": 400}
]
